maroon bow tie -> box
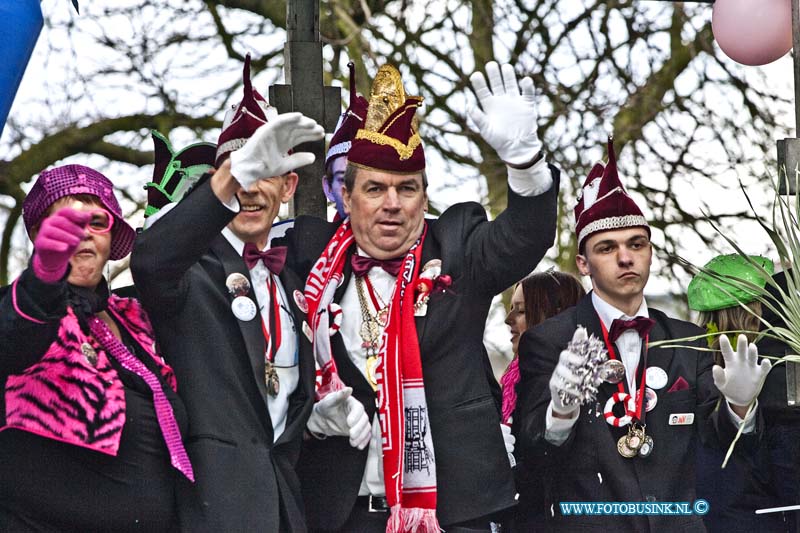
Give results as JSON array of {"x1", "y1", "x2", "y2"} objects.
[
  {"x1": 350, "y1": 254, "x2": 404, "y2": 278},
  {"x1": 608, "y1": 317, "x2": 655, "y2": 342},
  {"x1": 243, "y1": 243, "x2": 287, "y2": 274}
]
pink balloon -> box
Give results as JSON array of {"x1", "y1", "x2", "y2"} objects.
[{"x1": 712, "y1": 0, "x2": 793, "y2": 66}]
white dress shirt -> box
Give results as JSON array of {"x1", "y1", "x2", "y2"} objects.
[
  {"x1": 339, "y1": 251, "x2": 396, "y2": 497},
  {"x1": 544, "y1": 292, "x2": 755, "y2": 445},
  {"x1": 222, "y1": 227, "x2": 299, "y2": 442}
]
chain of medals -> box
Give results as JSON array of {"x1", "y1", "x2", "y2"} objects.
[
  {"x1": 261, "y1": 275, "x2": 282, "y2": 397},
  {"x1": 599, "y1": 319, "x2": 654, "y2": 459},
  {"x1": 356, "y1": 274, "x2": 389, "y2": 391}
]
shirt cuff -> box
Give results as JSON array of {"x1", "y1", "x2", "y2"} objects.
[
  {"x1": 507, "y1": 157, "x2": 552, "y2": 197},
  {"x1": 726, "y1": 400, "x2": 758, "y2": 434},
  {"x1": 545, "y1": 401, "x2": 579, "y2": 445},
  {"x1": 219, "y1": 193, "x2": 240, "y2": 213}
]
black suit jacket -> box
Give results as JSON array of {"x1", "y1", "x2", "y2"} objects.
[
  {"x1": 515, "y1": 293, "x2": 755, "y2": 532},
  {"x1": 277, "y1": 168, "x2": 560, "y2": 529},
  {"x1": 130, "y1": 180, "x2": 315, "y2": 532}
]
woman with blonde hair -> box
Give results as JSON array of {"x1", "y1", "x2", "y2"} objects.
[{"x1": 689, "y1": 254, "x2": 797, "y2": 533}]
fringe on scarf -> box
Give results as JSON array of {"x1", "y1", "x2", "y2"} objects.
[{"x1": 386, "y1": 505, "x2": 441, "y2": 533}]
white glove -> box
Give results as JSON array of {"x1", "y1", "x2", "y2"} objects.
[
  {"x1": 713, "y1": 334, "x2": 772, "y2": 407},
  {"x1": 306, "y1": 387, "x2": 372, "y2": 450},
  {"x1": 468, "y1": 62, "x2": 543, "y2": 166},
  {"x1": 501, "y1": 423, "x2": 515, "y2": 455},
  {"x1": 548, "y1": 327, "x2": 587, "y2": 416},
  {"x1": 230, "y1": 112, "x2": 325, "y2": 190},
  {"x1": 501, "y1": 423, "x2": 516, "y2": 467}
]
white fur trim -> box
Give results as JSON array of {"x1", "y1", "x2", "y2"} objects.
[
  {"x1": 325, "y1": 141, "x2": 351, "y2": 162},
  {"x1": 215, "y1": 138, "x2": 248, "y2": 163},
  {"x1": 577, "y1": 215, "x2": 649, "y2": 247}
]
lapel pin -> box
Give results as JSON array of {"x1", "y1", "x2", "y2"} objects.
[
  {"x1": 645, "y1": 366, "x2": 668, "y2": 390},
  {"x1": 636, "y1": 386, "x2": 658, "y2": 412},
  {"x1": 226, "y1": 272, "x2": 251, "y2": 298},
  {"x1": 668, "y1": 413, "x2": 694, "y2": 426},
  {"x1": 600, "y1": 359, "x2": 625, "y2": 384},
  {"x1": 293, "y1": 290, "x2": 308, "y2": 313},
  {"x1": 231, "y1": 295, "x2": 257, "y2": 321}
]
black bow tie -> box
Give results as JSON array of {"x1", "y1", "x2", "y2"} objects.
[
  {"x1": 350, "y1": 254, "x2": 404, "y2": 278},
  {"x1": 609, "y1": 317, "x2": 655, "y2": 342},
  {"x1": 242, "y1": 243, "x2": 287, "y2": 274}
]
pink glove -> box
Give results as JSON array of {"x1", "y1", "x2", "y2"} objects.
[{"x1": 32, "y1": 207, "x2": 91, "y2": 283}]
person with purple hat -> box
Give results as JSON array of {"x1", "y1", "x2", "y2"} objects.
[
  {"x1": 323, "y1": 61, "x2": 369, "y2": 221},
  {"x1": 0, "y1": 164, "x2": 193, "y2": 531}
]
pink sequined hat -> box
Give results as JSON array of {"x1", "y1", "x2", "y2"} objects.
[{"x1": 23, "y1": 164, "x2": 136, "y2": 260}]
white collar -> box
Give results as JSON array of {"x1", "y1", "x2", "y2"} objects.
[
  {"x1": 592, "y1": 291, "x2": 649, "y2": 330},
  {"x1": 222, "y1": 226, "x2": 280, "y2": 255}
]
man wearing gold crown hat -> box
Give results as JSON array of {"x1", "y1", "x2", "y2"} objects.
[
  {"x1": 268, "y1": 61, "x2": 560, "y2": 532},
  {"x1": 513, "y1": 139, "x2": 773, "y2": 531},
  {"x1": 131, "y1": 55, "x2": 347, "y2": 532}
]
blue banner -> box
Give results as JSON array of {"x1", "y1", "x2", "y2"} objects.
[{"x1": 0, "y1": 0, "x2": 44, "y2": 137}]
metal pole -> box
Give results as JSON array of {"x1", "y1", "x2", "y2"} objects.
[
  {"x1": 777, "y1": 2, "x2": 800, "y2": 195},
  {"x1": 792, "y1": 0, "x2": 800, "y2": 134},
  {"x1": 270, "y1": 0, "x2": 340, "y2": 219}
]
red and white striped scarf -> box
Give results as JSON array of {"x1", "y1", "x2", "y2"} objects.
[{"x1": 304, "y1": 219, "x2": 439, "y2": 533}]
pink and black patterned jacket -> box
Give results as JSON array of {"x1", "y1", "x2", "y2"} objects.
[{"x1": 1, "y1": 274, "x2": 176, "y2": 456}]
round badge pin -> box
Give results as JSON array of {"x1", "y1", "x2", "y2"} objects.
[
  {"x1": 293, "y1": 290, "x2": 308, "y2": 313},
  {"x1": 600, "y1": 359, "x2": 626, "y2": 384},
  {"x1": 226, "y1": 273, "x2": 251, "y2": 298},
  {"x1": 645, "y1": 366, "x2": 668, "y2": 390},
  {"x1": 637, "y1": 387, "x2": 658, "y2": 413},
  {"x1": 231, "y1": 295, "x2": 257, "y2": 321}
]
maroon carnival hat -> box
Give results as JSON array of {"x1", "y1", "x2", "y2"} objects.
[
  {"x1": 216, "y1": 54, "x2": 277, "y2": 167},
  {"x1": 347, "y1": 64, "x2": 425, "y2": 174},
  {"x1": 573, "y1": 138, "x2": 650, "y2": 250},
  {"x1": 325, "y1": 61, "x2": 369, "y2": 169},
  {"x1": 23, "y1": 164, "x2": 137, "y2": 260}
]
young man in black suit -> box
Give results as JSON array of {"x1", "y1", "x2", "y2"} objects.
[
  {"x1": 514, "y1": 140, "x2": 772, "y2": 532},
  {"x1": 277, "y1": 61, "x2": 559, "y2": 533}
]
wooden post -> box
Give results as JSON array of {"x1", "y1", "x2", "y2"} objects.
[{"x1": 270, "y1": 0, "x2": 341, "y2": 219}]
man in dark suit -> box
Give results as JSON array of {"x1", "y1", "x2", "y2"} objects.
[
  {"x1": 276, "y1": 62, "x2": 559, "y2": 532},
  {"x1": 514, "y1": 140, "x2": 772, "y2": 532},
  {"x1": 130, "y1": 58, "x2": 360, "y2": 531}
]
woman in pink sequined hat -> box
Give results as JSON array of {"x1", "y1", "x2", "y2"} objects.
[{"x1": 0, "y1": 164, "x2": 192, "y2": 530}]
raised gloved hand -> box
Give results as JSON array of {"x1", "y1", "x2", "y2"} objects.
[
  {"x1": 230, "y1": 112, "x2": 325, "y2": 189},
  {"x1": 713, "y1": 334, "x2": 772, "y2": 408},
  {"x1": 468, "y1": 62, "x2": 542, "y2": 167},
  {"x1": 548, "y1": 327, "x2": 587, "y2": 416},
  {"x1": 306, "y1": 387, "x2": 372, "y2": 450},
  {"x1": 32, "y1": 207, "x2": 92, "y2": 283}
]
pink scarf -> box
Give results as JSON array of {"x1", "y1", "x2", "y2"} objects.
[{"x1": 304, "y1": 219, "x2": 439, "y2": 533}]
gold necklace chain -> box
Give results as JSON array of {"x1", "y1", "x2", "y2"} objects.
[
  {"x1": 356, "y1": 276, "x2": 382, "y2": 357},
  {"x1": 356, "y1": 276, "x2": 384, "y2": 391}
]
